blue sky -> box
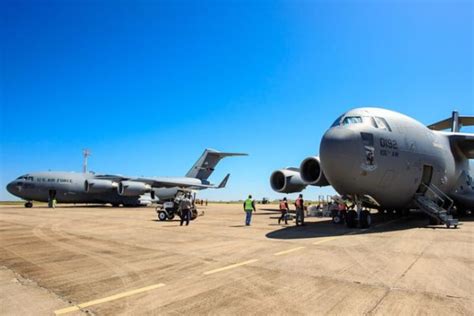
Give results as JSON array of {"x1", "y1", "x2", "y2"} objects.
[{"x1": 0, "y1": 0, "x2": 472, "y2": 201}]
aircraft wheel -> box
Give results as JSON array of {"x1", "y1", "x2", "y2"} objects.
[
  {"x1": 332, "y1": 215, "x2": 342, "y2": 224},
  {"x1": 158, "y1": 211, "x2": 168, "y2": 221},
  {"x1": 191, "y1": 209, "x2": 198, "y2": 220},
  {"x1": 455, "y1": 208, "x2": 467, "y2": 217},
  {"x1": 24, "y1": 202, "x2": 33, "y2": 208},
  {"x1": 429, "y1": 217, "x2": 440, "y2": 225},
  {"x1": 359, "y1": 210, "x2": 372, "y2": 228},
  {"x1": 346, "y1": 210, "x2": 357, "y2": 228}
]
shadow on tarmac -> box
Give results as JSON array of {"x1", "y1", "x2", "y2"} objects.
[{"x1": 264, "y1": 211, "x2": 469, "y2": 240}]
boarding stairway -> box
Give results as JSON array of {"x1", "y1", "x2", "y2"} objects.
[{"x1": 414, "y1": 183, "x2": 459, "y2": 229}]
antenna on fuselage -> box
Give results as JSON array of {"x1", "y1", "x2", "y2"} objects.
[{"x1": 83, "y1": 149, "x2": 91, "y2": 173}]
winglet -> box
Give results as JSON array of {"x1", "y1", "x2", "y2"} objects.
[{"x1": 217, "y1": 174, "x2": 230, "y2": 189}]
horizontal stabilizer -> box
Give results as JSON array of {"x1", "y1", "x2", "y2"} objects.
[{"x1": 428, "y1": 111, "x2": 474, "y2": 132}]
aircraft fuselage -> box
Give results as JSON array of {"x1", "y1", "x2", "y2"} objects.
[
  {"x1": 6, "y1": 172, "x2": 154, "y2": 206},
  {"x1": 320, "y1": 108, "x2": 469, "y2": 209}
]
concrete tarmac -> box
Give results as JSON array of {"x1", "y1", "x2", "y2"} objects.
[{"x1": 0, "y1": 204, "x2": 472, "y2": 315}]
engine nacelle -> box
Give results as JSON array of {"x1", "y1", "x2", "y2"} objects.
[
  {"x1": 84, "y1": 179, "x2": 118, "y2": 193},
  {"x1": 299, "y1": 156, "x2": 330, "y2": 186},
  {"x1": 118, "y1": 181, "x2": 152, "y2": 196},
  {"x1": 153, "y1": 187, "x2": 179, "y2": 201},
  {"x1": 270, "y1": 168, "x2": 307, "y2": 193}
]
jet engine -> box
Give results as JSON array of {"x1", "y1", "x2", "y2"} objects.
[
  {"x1": 299, "y1": 156, "x2": 330, "y2": 186},
  {"x1": 84, "y1": 179, "x2": 118, "y2": 193},
  {"x1": 118, "y1": 181, "x2": 152, "y2": 196},
  {"x1": 270, "y1": 168, "x2": 307, "y2": 193}
]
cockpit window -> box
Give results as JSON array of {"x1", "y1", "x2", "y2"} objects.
[
  {"x1": 342, "y1": 116, "x2": 363, "y2": 126},
  {"x1": 373, "y1": 117, "x2": 392, "y2": 132},
  {"x1": 330, "y1": 115, "x2": 344, "y2": 127},
  {"x1": 16, "y1": 175, "x2": 33, "y2": 181}
]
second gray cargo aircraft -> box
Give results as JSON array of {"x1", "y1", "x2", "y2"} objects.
[
  {"x1": 270, "y1": 107, "x2": 473, "y2": 228},
  {"x1": 7, "y1": 149, "x2": 246, "y2": 207}
]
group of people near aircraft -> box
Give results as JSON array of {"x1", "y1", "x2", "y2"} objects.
[{"x1": 275, "y1": 194, "x2": 305, "y2": 226}]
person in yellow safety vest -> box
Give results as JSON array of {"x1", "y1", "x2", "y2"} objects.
[{"x1": 243, "y1": 195, "x2": 256, "y2": 226}]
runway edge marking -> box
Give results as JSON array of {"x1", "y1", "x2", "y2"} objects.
[
  {"x1": 54, "y1": 283, "x2": 165, "y2": 315},
  {"x1": 203, "y1": 259, "x2": 259, "y2": 275}
]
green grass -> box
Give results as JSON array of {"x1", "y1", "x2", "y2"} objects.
[{"x1": 0, "y1": 201, "x2": 24, "y2": 205}]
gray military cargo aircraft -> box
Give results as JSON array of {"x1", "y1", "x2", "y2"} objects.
[
  {"x1": 270, "y1": 108, "x2": 473, "y2": 228},
  {"x1": 7, "y1": 149, "x2": 246, "y2": 208}
]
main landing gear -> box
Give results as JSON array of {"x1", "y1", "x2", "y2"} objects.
[{"x1": 345, "y1": 197, "x2": 372, "y2": 229}]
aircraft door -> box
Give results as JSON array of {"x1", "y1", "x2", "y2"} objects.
[{"x1": 416, "y1": 165, "x2": 433, "y2": 194}]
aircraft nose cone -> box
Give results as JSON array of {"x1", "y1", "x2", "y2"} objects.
[
  {"x1": 6, "y1": 182, "x2": 17, "y2": 195},
  {"x1": 320, "y1": 127, "x2": 361, "y2": 192}
]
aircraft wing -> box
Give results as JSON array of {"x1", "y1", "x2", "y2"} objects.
[
  {"x1": 94, "y1": 174, "x2": 222, "y2": 189},
  {"x1": 132, "y1": 177, "x2": 216, "y2": 189},
  {"x1": 445, "y1": 133, "x2": 474, "y2": 159}
]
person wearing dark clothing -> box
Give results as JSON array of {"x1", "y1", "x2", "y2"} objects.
[
  {"x1": 278, "y1": 197, "x2": 289, "y2": 224},
  {"x1": 179, "y1": 194, "x2": 193, "y2": 226},
  {"x1": 295, "y1": 194, "x2": 305, "y2": 226}
]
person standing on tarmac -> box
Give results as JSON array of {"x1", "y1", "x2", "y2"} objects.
[
  {"x1": 278, "y1": 197, "x2": 289, "y2": 225},
  {"x1": 179, "y1": 194, "x2": 193, "y2": 226},
  {"x1": 295, "y1": 194, "x2": 305, "y2": 226},
  {"x1": 243, "y1": 195, "x2": 256, "y2": 226}
]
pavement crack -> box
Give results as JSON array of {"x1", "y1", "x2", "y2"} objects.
[
  {"x1": 366, "y1": 287, "x2": 391, "y2": 315},
  {"x1": 396, "y1": 239, "x2": 433, "y2": 282},
  {"x1": 1, "y1": 265, "x2": 93, "y2": 315}
]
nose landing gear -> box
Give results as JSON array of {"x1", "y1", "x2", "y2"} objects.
[{"x1": 24, "y1": 201, "x2": 33, "y2": 208}]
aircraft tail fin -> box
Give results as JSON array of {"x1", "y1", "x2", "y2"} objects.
[{"x1": 185, "y1": 149, "x2": 247, "y2": 181}]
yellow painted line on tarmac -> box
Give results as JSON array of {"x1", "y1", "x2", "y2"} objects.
[
  {"x1": 203, "y1": 259, "x2": 259, "y2": 275},
  {"x1": 54, "y1": 283, "x2": 165, "y2": 315},
  {"x1": 274, "y1": 246, "x2": 306, "y2": 256},
  {"x1": 312, "y1": 236, "x2": 340, "y2": 245}
]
